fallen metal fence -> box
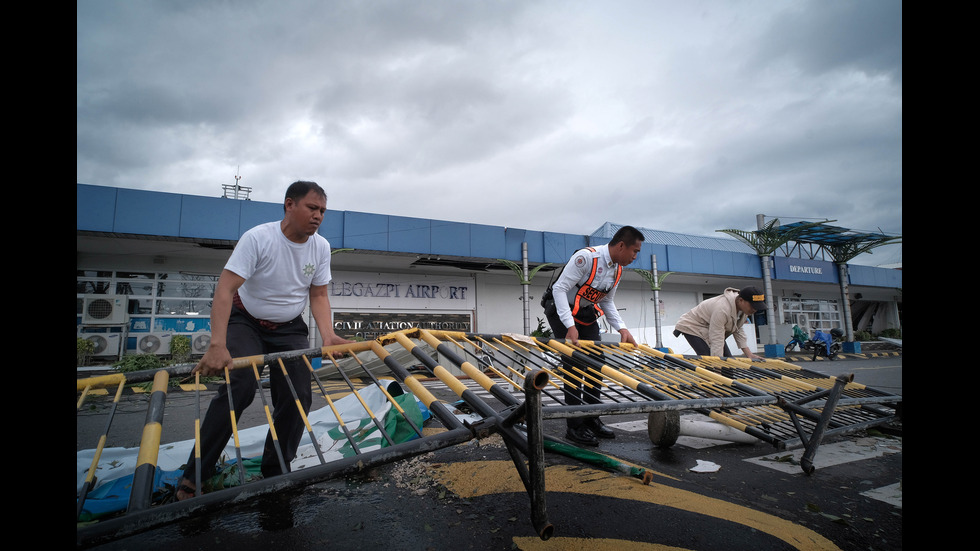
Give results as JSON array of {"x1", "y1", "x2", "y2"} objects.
[{"x1": 76, "y1": 328, "x2": 902, "y2": 546}]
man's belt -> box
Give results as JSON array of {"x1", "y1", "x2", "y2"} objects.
[{"x1": 232, "y1": 291, "x2": 286, "y2": 331}]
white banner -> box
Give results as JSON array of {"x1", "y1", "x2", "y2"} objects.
[{"x1": 77, "y1": 384, "x2": 400, "y2": 494}]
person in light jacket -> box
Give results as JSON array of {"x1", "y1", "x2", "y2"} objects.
[{"x1": 673, "y1": 286, "x2": 766, "y2": 359}]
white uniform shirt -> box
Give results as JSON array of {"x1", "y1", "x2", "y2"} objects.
[
  {"x1": 225, "y1": 221, "x2": 333, "y2": 323},
  {"x1": 551, "y1": 244, "x2": 626, "y2": 331}
]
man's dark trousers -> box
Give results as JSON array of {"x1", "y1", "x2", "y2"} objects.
[
  {"x1": 546, "y1": 311, "x2": 603, "y2": 430},
  {"x1": 182, "y1": 308, "x2": 313, "y2": 484}
]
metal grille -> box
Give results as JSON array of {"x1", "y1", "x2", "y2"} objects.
[{"x1": 77, "y1": 329, "x2": 901, "y2": 545}]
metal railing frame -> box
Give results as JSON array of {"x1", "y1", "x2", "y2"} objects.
[{"x1": 77, "y1": 328, "x2": 901, "y2": 546}]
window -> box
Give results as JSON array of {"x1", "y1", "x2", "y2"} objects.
[
  {"x1": 780, "y1": 297, "x2": 841, "y2": 334},
  {"x1": 155, "y1": 299, "x2": 213, "y2": 316},
  {"x1": 77, "y1": 271, "x2": 219, "y2": 322}
]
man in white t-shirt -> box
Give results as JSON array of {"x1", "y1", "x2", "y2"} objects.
[{"x1": 176, "y1": 180, "x2": 352, "y2": 501}]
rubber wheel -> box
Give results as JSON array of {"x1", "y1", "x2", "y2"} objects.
[
  {"x1": 648, "y1": 411, "x2": 681, "y2": 448},
  {"x1": 829, "y1": 343, "x2": 841, "y2": 359}
]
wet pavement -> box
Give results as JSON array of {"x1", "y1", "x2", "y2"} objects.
[{"x1": 77, "y1": 353, "x2": 902, "y2": 550}]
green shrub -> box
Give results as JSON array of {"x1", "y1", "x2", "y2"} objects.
[
  {"x1": 530, "y1": 317, "x2": 553, "y2": 338},
  {"x1": 170, "y1": 334, "x2": 191, "y2": 363},
  {"x1": 878, "y1": 328, "x2": 902, "y2": 339},
  {"x1": 113, "y1": 353, "x2": 164, "y2": 373},
  {"x1": 853, "y1": 330, "x2": 872, "y2": 341},
  {"x1": 77, "y1": 338, "x2": 95, "y2": 366}
]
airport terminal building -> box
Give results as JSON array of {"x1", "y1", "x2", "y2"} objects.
[{"x1": 76, "y1": 183, "x2": 902, "y2": 360}]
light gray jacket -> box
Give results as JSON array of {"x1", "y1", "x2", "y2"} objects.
[{"x1": 673, "y1": 288, "x2": 750, "y2": 356}]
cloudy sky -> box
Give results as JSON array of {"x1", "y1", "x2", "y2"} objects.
[{"x1": 77, "y1": 0, "x2": 902, "y2": 267}]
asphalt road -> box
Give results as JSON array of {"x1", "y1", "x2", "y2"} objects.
[{"x1": 76, "y1": 353, "x2": 902, "y2": 550}]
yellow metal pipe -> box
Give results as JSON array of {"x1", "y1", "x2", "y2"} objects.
[
  {"x1": 392, "y1": 332, "x2": 468, "y2": 397},
  {"x1": 134, "y1": 370, "x2": 168, "y2": 467},
  {"x1": 461, "y1": 335, "x2": 522, "y2": 389},
  {"x1": 82, "y1": 379, "x2": 126, "y2": 486},
  {"x1": 345, "y1": 351, "x2": 413, "y2": 419},
  {"x1": 277, "y1": 358, "x2": 318, "y2": 436},
  {"x1": 542, "y1": 337, "x2": 647, "y2": 392},
  {"x1": 228, "y1": 340, "x2": 376, "y2": 371},
  {"x1": 193, "y1": 373, "x2": 201, "y2": 470},
  {"x1": 254, "y1": 361, "x2": 281, "y2": 445},
  {"x1": 77, "y1": 373, "x2": 127, "y2": 393},
  {"x1": 225, "y1": 367, "x2": 242, "y2": 450},
  {"x1": 77, "y1": 386, "x2": 92, "y2": 410},
  {"x1": 416, "y1": 329, "x2": 499, "y2": 393},
  {"x1": 368, "y1": 341, "x2": 443, "y2": 409},
  {"x1": 302, "y1": 355, "x2": 351, "y2": 429}
]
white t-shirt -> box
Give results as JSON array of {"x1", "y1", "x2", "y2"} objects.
[{"x1": 225, "y1": 221, "x2": 333, "y2": 323}]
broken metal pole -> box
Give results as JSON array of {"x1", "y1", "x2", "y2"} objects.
[
  {"x1": 523, "y1": 369, "x2": 554, "y2": 540},
  {"x1": 788, "y1": 374, "x2": 853, "y2": 475}
]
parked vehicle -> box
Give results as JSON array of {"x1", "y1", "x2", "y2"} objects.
[
  {"x1": 807, "y1": 327, "x2": 844, "y2": 360},
  {"x1": 784, "y1": 325, "x2": 815, "y2": 354}
]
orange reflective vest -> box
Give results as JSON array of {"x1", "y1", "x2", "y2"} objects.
[{"x1": 571, "y1": 247, "x2": 623, "y2": 325}]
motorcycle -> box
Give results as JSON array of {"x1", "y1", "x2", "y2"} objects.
[
  {"x1": 806, "y1": 327, "x2": 843, "y2": 360},
  {"x1": 784, "y1": 325, "x2": 815, "y2": 354}
]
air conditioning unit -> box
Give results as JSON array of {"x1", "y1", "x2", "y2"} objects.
[
  {"x1": 85, "y1": 333, "x2": 122, "y2": 357},
  {"x1": 191, "y1": 331, "x2": 211, "y2": 355},
  {"x1": 137, "y1": 332, "x2": 173, "y2": 355},
  {"x1": 82, "y1": 295, "x2": 128, "y2": 324}
]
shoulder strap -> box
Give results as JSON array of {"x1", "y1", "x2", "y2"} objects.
[{"x1": 546, "y1": 247, "x2": 597, "y2": 289}]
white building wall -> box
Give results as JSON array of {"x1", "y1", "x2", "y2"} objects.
[{"x1": 78, "y1": 244, "x2": 898, "y2": 361}]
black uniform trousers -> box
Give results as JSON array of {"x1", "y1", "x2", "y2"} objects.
[
  {"x1": 182, "y1": 307, "x2": 313, "y2": 485},
  {"x1": 676, "y1": 331, "x2": 733, "y2": 357},
  {"x1": 545, "y1": 310, "x2": 604, "y2": 430}
]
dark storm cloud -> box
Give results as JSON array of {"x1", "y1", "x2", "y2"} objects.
[{"x1": 77, "y1": 0, "x2": 901, "y2": 266}]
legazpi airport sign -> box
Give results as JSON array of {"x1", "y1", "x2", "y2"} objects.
[{"x1": 328, "y1": 271, "x2": 476, "y2": 310}]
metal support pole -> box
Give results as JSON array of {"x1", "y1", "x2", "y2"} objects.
[
  {"x1": 757, "y1": 214, "x2": 778, "y2": 348},
  {"x1": 652, "y1": 255, "x2": 663, "y2": 348},
  {"x1": 838, "y1": 262, "x2": 855, "y2": 342},
  {"x1": 523, "y1": 369, "x2": 553, "y2": 540},
  {"x1": 522, "y1": 242, "x2": 531, "y2": 335}
]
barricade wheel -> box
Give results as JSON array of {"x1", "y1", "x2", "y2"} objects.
[{"x1": 648, "y1": 411, "x2": 680, "y2": 448}]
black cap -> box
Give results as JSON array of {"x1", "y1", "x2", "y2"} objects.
[{"x1": 739, "y1": 286, "x2": 767, "y2": 312}]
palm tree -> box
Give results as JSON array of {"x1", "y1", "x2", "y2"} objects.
[
  {"x1": 819, "y1": 235, "x2": 902, "y2": 342},
  {"x1": 719, "y1": 218, "x2": 901, "y2": 347},
  {"x1": 633, "y1": 257, "x2": 673, "y2": 348},
  {"x1": 717, "y1": 218, "x2": 830, "y2": 351},
  {"x1": 499, "y1": 242, "x2": 552, "y2": 334}
]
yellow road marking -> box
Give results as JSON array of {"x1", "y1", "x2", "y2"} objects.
[
  {"x1": 513, "y1": 537, "x2": 688, "y2": 550},
  {"x1": 432, "y1": 460, "x2": 840, "y2": 551}
]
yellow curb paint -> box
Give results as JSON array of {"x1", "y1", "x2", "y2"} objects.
[{"x1": 432, "y1": 461, "x2": 840, "y2": 551}]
